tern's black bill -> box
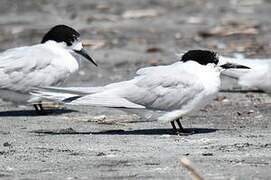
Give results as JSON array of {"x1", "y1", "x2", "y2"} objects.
[
  {"x1": 74, "y1": 48, "x2": 97, "y2": 66},
  {"x1": 220, "y1": 63, "x2": 250, "y2": 69}
]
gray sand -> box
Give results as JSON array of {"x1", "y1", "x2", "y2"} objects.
[{"x1": 0, "y1": 0, "x2": 271, "y2": 179}]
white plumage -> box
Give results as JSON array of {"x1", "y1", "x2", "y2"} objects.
[
  {"x1": 31, "y1": 50, "x2": 249, "y2": 134},
  {"x1": 31, "y1": 62, "x2": 220, "y2": 111},
  {"x1": 0, "y1": 42, "x2": 78, "y2": 92},
  {"x1": 0, "y1": 25, "x2": 96, "y2": 110},
  {"x1": 220, "y1": 56, "x2": 271, "y2": 93}
]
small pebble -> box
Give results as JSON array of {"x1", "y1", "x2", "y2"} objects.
[
  {"x1": 3, "y1": 142, "x2": 11, "y2": 147},
  {"x1": 97, "y1": 152, "x2": 106, "y2": 156},
  {"x1": 202, "y1": 153, "x2": 213, "y2": 156}
]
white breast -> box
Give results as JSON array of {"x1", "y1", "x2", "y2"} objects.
[{"x1": 44, "y1": 41, "x2": 79, "y2": 74}]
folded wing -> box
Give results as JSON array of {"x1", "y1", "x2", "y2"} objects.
[
  {"x1": 59, "y1": 62, "x2": 205, "y2": 111},
  {"x1": 0, "y1": 44, "x2": 70, "y2": 93}
]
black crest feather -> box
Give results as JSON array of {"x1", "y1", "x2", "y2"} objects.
[
  {"x1": 41, "y1": 25, "x2": 80, "y2": 46},
  {"x1": 181, "y1": 50, "x2": 219, "y2": 65}
]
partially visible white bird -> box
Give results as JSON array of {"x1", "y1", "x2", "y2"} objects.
[
  {"x1": 0, "y1": 25, "x2": 97, "y2": 113},
  {"x1": 30, "y1": 50, "x2": 249, "y2": 134},
  {"x1": 220, "y1": 55, "x2": 271, "y2": 93}
]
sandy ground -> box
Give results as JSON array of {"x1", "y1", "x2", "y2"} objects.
[{"x1": 0, "y1": 0, "x2": 271, "y2": 179}]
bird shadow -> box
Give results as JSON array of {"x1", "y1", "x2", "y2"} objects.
[
  {"x1": 31, "y1": 127, "x2": 218, "y2": 136},
  {"x1": 93, "y1": 128, "x2": 217, "y2": 135},
  {"x1": 0, "y1": 109, "x2": 77, "y2": 117}
]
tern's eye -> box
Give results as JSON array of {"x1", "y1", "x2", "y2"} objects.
[
  {"x1": 66, "y1": 36, "x2": 78, "y2": 46},
  {"x1": 72, "y1": 34, "x2": 79, "y2": 41}
]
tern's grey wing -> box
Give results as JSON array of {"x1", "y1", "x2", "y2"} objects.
[
  {"x1": 69, "y1": 62, "x2": 205, "y2": 111},
  {"x1": 126, "y1": 65, "x2": 205, "y2": 110},
  {"x1": 0, "y1": 44, "x2": 69, "y2": 92}
]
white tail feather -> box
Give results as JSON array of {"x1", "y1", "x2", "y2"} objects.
[
  {"x1": 28, "y1": 90, "x2": 80, "y2": 104},
  {"x1": 69, "y1": 95, "x2": 145, "y2": 109},
  {"x1": 39, "y1": 86, "x2": 103, "y2": 95}
]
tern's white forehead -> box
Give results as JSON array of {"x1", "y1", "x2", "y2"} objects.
[{"x1": 70, "y1": 41, "x2": 83, "y2": 51}]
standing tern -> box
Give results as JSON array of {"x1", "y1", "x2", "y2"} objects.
[
  {"x1": 0, "y1": 24, "x2": 97, "y2": 113},
  {"x1": 30, "y1": 50, "x2": 249, "y2": 134}
]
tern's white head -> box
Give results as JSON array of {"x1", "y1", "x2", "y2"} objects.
[
  {"x1": 180, "y1": 50, "x2": 250, "y2": 70},
  {"x1": 41, "y1": 25, "x2": 97, "y2": 66}
]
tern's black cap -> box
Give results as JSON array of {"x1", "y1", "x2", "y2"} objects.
[
  {"x1": 41, "y1": 25, "x2": 80, "y2": 46},
  {"x1": 181, "y1": 50, "x2": 219, "y2": 65}
]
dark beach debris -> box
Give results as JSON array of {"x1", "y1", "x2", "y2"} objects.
[{"x1": 3, "y1": 142, "x2": 12, "y2": 147}]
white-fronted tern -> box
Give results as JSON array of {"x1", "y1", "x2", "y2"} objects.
[
  {"x1": 30, "y1": 50, "x2": 249, "y2": 134},
  {"x1": 0, "y1": 25, "x2": 97, "y2": 113}
]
